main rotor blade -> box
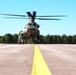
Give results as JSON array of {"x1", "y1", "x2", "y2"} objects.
[
  {"x1": 33, "y1": 11, "x2": 36, "y2": 18},
  {"x1": 36, "y1": 18, "x2": 61, "y2": 20},
  {"x1": 36, "y1": 15, "x2": 67, "y2": 17},
  {"x1": 3, "y1": 17, "x2": 29, "y2": 19},
  {"x1": 3, "y1": 17, "x2": 60, "y2": 20},
  {"x1": 0, "y1": 13, "x2": 27, "y2": 17},
  {"x1": 27, "y1": 12, "x2": 32, "y2": 17}
]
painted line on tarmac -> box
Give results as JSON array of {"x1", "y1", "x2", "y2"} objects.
[{"x1": 31, "y1": 45, "x2": 52, "y2": 75}]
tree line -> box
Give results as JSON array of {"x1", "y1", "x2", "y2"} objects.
[
  {"x1": 40, "y1": 34, "x2": 76, "y2": 44},
  {"x1": 0, "y1": 34, "x2": 18, "y2": 44},
  {"x1": 0, "y1": 33, "x2": 76, "y2": 44}
]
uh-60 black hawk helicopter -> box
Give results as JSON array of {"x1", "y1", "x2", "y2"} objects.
[{"x1": 0, "y1": 11, "x2": 66, "y2": 44}]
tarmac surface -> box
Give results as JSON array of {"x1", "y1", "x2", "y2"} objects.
[
  {"x1": 0, "y1": 44, "x2": 76, "y2": 75},
  {"x1": 0, "y1": 44, "x2": 34, "y2": 75},
  {"x1": 38, "y1": 44, "x2": 76, "y2": 75}
]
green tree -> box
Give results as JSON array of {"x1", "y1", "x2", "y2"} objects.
[
  {"x1": 57, "y1": 35, "x2": 61, "y2": 44},
  {"x1": 0, "y1": 36, "x2": 2, "y2": 43},
  {"x1": 45, "y1": 34, "x2": 50, "y2": 44},
  {"x1": 53, "y1": 35, "x2": 58, "y2": 44},
  {"x1": 67, "y1": 35, "x2": 72, "y2": 44},
  {"x1": 4, "y1": 33, "x2": 14, "y2": 43},
  {"x1": 61, "y1": 34, "x2": 68, "y2": 44},
  {"x1": 72, "y1": 35, "x2": 76, "y2": 44},
  {"x1": 0, "y1": 36, "x2": 5, "y2": 43},
  {"x1": 49, "y1": 35, "x2": 53, "y2": 44},
  {"x1": 13, "y1": 34, "x2": 18, "y2": 43}
]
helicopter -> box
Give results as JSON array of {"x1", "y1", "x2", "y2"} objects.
[{"x1": 0, "y1": 11, "x2": 66, "y2": 44}]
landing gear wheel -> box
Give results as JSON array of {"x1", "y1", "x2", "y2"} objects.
[
  {"x1": 18, "y1": 31, "x2": 24, "y2": 44},
  {"x1": 18, "y1": 37, "x2": 24, "y2": 44}
]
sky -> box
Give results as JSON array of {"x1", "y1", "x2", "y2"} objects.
[{"x1": 0, "y1": 0, "x2": 76, "y2": 36}]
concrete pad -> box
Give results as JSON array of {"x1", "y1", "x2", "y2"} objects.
[
  {"x1": 0, "y1": 44, "x2": 34, "y2": 75},
  {"x1": 0, "y1": 44, "x2": 76, "y2": 75},
  {"x1": 38, "y1": 44, "x2": 76, "y2": 75}
]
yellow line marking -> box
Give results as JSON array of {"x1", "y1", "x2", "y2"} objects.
[{"x1": 31, "y1": 45, "x2": 52, "y2": 75}]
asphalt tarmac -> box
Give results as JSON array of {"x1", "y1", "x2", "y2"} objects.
[
  {"x1": 0, "y1": 44, "x2": 34, "y2": 75},
  {"x1": 0, "y1": 44, "x2": 76, "y2": 75},
  {"x1": 38, "y1": 44, "x2": 76, "y2": 75}
]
